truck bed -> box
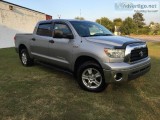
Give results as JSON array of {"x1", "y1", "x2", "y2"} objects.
[{"x1": 15, "y1": 33, "x2": 33, "y2": 51}]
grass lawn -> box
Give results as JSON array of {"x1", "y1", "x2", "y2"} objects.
[{"x1": 0, "y1": 42, "x2": 160, "y2": 120}]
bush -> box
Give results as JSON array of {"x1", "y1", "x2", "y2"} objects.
[
  {"x1": 137, "y1": 27, "x2": 150, "y2": 35},
  {"x1": 157, "y1": 31, "x2": 160, "y2": 35}
]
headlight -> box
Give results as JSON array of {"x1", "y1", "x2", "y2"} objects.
[{"x1": 104, "y1": 49, "x2": 125, "y2": 58}]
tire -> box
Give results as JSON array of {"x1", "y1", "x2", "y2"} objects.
[
  {"x1": 77, "y1": 61, "x2": 106, "y2": 92},
  {"x1": 19, "y1": 49, "x2": 34, "y2": 67}
]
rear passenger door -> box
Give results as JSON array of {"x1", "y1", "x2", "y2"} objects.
[{"x1": 30, "y1": 23, "x2": 53, "y2": 61}]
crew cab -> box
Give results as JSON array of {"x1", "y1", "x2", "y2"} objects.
[{"x1": 15, "y1": 19, "x2": 151, "y2": 92}]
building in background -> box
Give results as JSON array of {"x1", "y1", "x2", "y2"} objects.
[{"x1": 0, "y1": 0, "x2": 52, "y2": 48}]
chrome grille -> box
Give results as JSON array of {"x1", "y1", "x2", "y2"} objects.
[{"x1": 130, "y1": 47, "x2": 148, "y2": 62}]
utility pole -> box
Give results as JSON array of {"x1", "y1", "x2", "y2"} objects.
[
  {"x1": 57, "y1": 14, "x2": 61, "y2": 19},
  {"x1": 80, "y1": 9, "x2": 81, "y2": 17}
]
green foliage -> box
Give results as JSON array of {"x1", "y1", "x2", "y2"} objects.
[
  {"x1": 150, "y1": 23, "x2": 160, "y2": 35},
  {"x1": 157, "y1": 31, "x2": 160, "y2": 35},
  {"x1": 96, "y1": 17, "x2": 114, "y2": 32},
  {"x1": 133, "y1": 12, "x2": 145, "y2": 28},
  {"x1": 148, "y1": 31, "x2": 154, "y2": 35},
  {"x1": 137, "y1": 26, "x2": 150, "y2": 35},
  {"x1": 150, "y1": 21, "x2": 154, "y2": 26},
  {"x1": 120, "y1": 17, "x2": 137, "y2": 35},
  {"x1": 75, "y1": 16, "x2": 85, "y2": 20},
  {"x1": 113, "y1": 18, "x2": 123, "y2": 26},
  {"x1": 95, "y1": 13, "x2": 158, "y2": 35}
]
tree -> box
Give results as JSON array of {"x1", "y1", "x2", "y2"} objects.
[
  {"x1": 96, "y1": 17, "x2": 114, "y2": 32},
  {"x1": 113, "y1": 18, "x2": 123, "y2": 26},
  {"x1": 150, "y1": 23, "x2": 160, "y2": 35},
  {"x1": 133, "y1": 12, "x2": 145, "y2": 28},
  {"x1": 149, "y1": 21, "x2": 154, "y2": 26},
  {"x1": 120, "y1": 17, "x2": 137, "y2": 35},
  {"x1": 75, "y1": 16, "x2": 85, "y2": 20}
]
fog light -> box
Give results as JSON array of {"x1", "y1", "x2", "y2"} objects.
[{"x1": 114, "y1": 73, "x2": 123, "y2": 81}]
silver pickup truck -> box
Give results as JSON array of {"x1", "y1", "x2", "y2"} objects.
[{"x1": 15, "y1": 19, "x2": 151, "y2": 92}]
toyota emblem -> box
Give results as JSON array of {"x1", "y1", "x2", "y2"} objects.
[{"x1": 139, "y1": 51, "x2": 144, "y2": 57}]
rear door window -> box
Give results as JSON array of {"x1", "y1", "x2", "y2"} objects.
[{"x1": 37, "y1": 23, "x2": 52, "y2": 37}]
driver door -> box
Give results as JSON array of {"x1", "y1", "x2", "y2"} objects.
[{"x1": 48, "y1": 22, "x2": 74, "y2": 69}]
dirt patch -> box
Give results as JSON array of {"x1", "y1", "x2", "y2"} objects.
[{"x1": 129, "y1": 35, "x2": 160, "y2": 42}]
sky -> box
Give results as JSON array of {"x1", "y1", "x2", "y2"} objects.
[{"x1": 4, "y1": 0, "x2": 160, "y2": 24}]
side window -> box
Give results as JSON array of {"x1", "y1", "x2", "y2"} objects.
[
  {"x1": 54, "y1": 23, "x2": 72, "y2": 35},
  {"x1": 37, "y1": 23, "x2": 52, "y2": 37}
]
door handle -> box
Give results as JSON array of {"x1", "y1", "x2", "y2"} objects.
[
  {"x1": 31, "y1": 38, "x2": 36, "y2": 41},
  {"x1": 49, "y1": 40, "x2": 54, "y2": 43}
]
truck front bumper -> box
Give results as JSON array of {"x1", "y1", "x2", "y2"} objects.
[{"x1": 103, "y1": 57, "x2": 151, "y2": 83}]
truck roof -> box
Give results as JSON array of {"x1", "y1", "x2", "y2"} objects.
[{"x1": 37, "y1": 19, "x2": 92, "y2": 24}]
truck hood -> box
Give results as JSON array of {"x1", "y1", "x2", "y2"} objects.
[{"x1": 85, "y1": 36, "x2": 143, "y2": 47}]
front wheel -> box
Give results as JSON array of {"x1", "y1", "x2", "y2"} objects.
[
  {"x1": 20, "y1": 49, "x2": 34, "y2": 66},
  {"x1": 77, "y1": 61, "x2": 106, "y2": 92}
]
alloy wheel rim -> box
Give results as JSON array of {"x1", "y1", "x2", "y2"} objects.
[
  {"x1": 82, "y1": 68, "x2": 102, "y2": 89},
  {"x1": 21, "y1": 52, "x2": 27, "y2": 65}
]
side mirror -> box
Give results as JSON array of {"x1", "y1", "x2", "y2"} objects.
[
  {"x1": 54, "y1": 29, "x2": 63, "y2": 38},
  {"x1": 66, "y1": 34, "x2": 74, "y2": 39},
  {"x1": 54, "y1": 29, "x2": 74, "y2": 39}
]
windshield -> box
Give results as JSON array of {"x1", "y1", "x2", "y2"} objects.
[{"x1": 70, "y1": 21, "x2": 113, "y2": 37}]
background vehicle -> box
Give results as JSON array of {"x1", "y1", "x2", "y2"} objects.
[{"x1": 15, "y1": 19, "x2": 151, "y2": 92}]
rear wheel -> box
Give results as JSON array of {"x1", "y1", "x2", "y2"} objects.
[
  {"x1": 77, "y1": 61, "x2": 106, "y2": 92},
  {"x1": 20, "y1": 49, "x2": 34, "y2": 66}
]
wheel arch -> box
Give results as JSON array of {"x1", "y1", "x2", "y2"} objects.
[
  {"x1": 18, "y1": 44, "x2": 27, "y2": 54},
  {"x1": 19, "y1": 44, "x2": 27, "y2": 52},
  {"x1": 73, "y1": 55, "x2": 103, "y2": 76}
]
